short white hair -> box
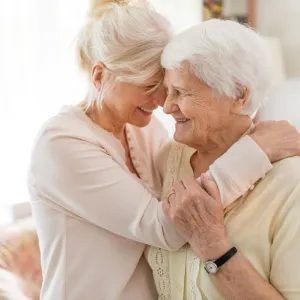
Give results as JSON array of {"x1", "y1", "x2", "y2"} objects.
[
  {"x1": 76, "y1": 0, "x2": 172, "y2": 107},
  {"x1": 161, "y1": 19, "x2": 272, "y2": 116}
]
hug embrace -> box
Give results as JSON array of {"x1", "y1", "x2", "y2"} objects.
[{"x1": 28, "y1": 1, "x2": 300, "y2": 299}]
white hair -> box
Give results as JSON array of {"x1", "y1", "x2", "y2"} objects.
[
  {"x1": 161, "y1": 19, "x2": 272, "y2": 116},
  {"x1": 76, "y1": 0, "x2": 172, "y2": 108}
]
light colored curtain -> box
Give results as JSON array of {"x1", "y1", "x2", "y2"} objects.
[
  {"x1": 0, "y1": 0, "x2": 89, "y2": 206},
  {"x1": 0, "y1": 0, "x2": 202, "y2": 209}
]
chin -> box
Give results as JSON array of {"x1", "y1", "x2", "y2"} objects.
[
  {"x1": 131, "y1": 116, "x2": 152, "y2": 128},
  {"x1": 173, "y1": 131, "x2": 187, "y2": 144},
  {"x1": 173, "y1": 127, "x2": 198, "y2": 148}
]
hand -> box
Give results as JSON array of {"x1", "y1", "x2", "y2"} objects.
[
  {"x1": 163, "y1": 174, "x2": 232, "y2": 260},
  {"x1": 250, "y1": 120, "x2": 300, "y2": 163}
]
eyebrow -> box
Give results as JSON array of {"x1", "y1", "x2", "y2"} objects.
[{"x1": 173, "y1": 85, "x2": 188, "y2": 92}]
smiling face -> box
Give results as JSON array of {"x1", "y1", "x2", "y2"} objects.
[
  {"x1": 104, "y1": 77, "x2": 166, "y2": 128},
  {"x1": 163, "y1": 66, "x2": 250, "y2": 151},
  {"x1": 92, "y1": 64, "x2": 166, "y2": 128}
]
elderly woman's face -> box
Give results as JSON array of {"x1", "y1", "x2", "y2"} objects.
[{"x1": 164, "y1": 67, "x2": 241, "y2": 150}]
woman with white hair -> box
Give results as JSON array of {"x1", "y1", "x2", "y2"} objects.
[
  {"x1": 146, "y1": 19, "x2": 300, "y2": 299},
  {"x1": 27, "y1": 1, "x2": 300, "y2": 299}
]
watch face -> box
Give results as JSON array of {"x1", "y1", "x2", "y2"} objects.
[{"x1": 205, "y1": 262, "x2": 218, "y2": 274}]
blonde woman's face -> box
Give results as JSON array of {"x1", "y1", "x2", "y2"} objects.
[{"x1": 102, "y1": 73, "x2": 166, "y2": 128}]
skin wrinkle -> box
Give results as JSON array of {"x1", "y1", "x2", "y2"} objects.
[
  {"x1": 163, "y1": 65, "x2": 252, "y2": 177},
  {"x1": 164, "y1": 67, "x2": 251, "y2": 150}
]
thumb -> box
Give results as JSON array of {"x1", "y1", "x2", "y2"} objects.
[
  {"x1": 200, "y1": 173, "x2": 221, "y2": 202},
  {"x1": 162, "y1": 199, "x2": 170, "y2": 216}
]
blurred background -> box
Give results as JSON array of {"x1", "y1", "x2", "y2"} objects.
[
  {"x1": 0, "y1": 1, "x2": 299, "y2": 299},
  {"x1": 0, "y1": 0, "x2": 300, "y2": 220},
  {"x1": 0, "y1": 0, "x2": 299, "y2": 225},
  {"x1": 0, "y1": 0, "x2": 300, "y2": 224}
]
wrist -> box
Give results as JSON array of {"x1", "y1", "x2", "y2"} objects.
[
  {"x1": 192, "y1": 237, "x2": 233, "y2": 261},
  {"x1": 249, "y1": 133, "x2": 273, "y2": 162}
]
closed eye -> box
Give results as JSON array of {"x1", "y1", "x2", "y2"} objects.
[
  {"x1": 168, "y1": 89, "x2": 192, "y2": 98},
  {"x1": 167, "y1": 89, "x2": 180, "y2": 97},
  {"x1": 144, "y1": 83, "x2": 160, "y2": 95}
]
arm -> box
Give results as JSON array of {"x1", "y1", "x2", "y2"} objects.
[
  {"x1": 203, "y1": 182, "x2": 300, "y2": 300},
  {"x1": 269, "y1": 182, "x2": 300, "y2": 299},
  {"x1": 193, "y1": 120, "x2": 300, "y2": 208},
  {"x1": 206, "y1": 252, "x2": 284, "y2": 300},
  {"x1": 155, "y1": 136, "x2": 273, "y2": 207},
  {"x1": 32, "y1": 134, "x2": 185, "y2": 251},
  {"x1": 163, "y1": 177, "x2": 299, "y2": 300},
  {"x1": 205, "y1": 135, "x2": 272, "y2": 207}
]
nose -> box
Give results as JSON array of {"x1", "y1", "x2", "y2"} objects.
[
  {"x1": 163, "y1": 95, "x2": 179, "y2": 115},
  {"x1": 152, "y1": 86, "x2": 167, "y2": 107}
]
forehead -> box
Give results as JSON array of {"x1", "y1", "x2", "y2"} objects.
[
  {"x1": 145, "y1": 70, "x2": 164, "y2": 85},
  {"x1": 163, "y1": 67, "x2": 202, "y2": 89}
]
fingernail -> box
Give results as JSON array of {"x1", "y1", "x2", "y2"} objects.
[{"x1": 201, "y1": 173, "x2": 207, "y2": 180}]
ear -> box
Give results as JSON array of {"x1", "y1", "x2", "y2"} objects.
[
  {"x1": 231, "y1": 87, "x2": 250, "y2": 114},
  {"x1": 92, "y1": 62, "x2": 105, "y2": 92}
]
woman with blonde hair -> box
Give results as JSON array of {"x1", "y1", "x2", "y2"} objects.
[{"x1": 28, "y1": 1, "x2": 300, "y2": 299}]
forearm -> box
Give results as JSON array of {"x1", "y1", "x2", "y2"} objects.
[{"x1": 209, "y1": 252, "x2": 284, "y2": 300}]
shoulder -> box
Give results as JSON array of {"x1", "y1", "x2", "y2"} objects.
[
  {"x1": 268, "y1": 157, "x2": 300, "y2": 187},
  {"x1": 34, "y1": 106, "x2": 106, "y2": 146},
  {"x1": 29, "y1": 106, "x2": 118, "y2": 176},
  {"x1": 261, "y1": 157, "x2": 300, "y2": 231},
  {"x1": 31, "y1": 106, "x2": 123, "y2": 157},
  {"x1": 256, "y1": 157, "x2": 300, "y2": 203}
]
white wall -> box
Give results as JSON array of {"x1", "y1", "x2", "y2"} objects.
[
  {"x1": 151, "y1": 0, "x2": 203, "y2": 135},
  {"x1": 224, "y1": 0, "x2": 300, "y2": 77},
  {"x1": 257, "y1": 0, "x2": 300, "y2": 77},
  {"x1": 256, "y1": 78, "x2": 300, "y2": 131},
  {"x1": 150, "y1": 0, "x2": 203, "y2": 33}
]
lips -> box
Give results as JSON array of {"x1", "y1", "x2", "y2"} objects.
[
  {"x1": 139, "y1": 107, "x2": 154, "y2": 113},
  {"x1": 175, "y1": 117, "x2": 191, "y2": 124}
]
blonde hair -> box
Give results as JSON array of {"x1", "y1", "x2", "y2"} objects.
[{"x1": 76, "y1": 0, "x2": 172, "y2": 108}]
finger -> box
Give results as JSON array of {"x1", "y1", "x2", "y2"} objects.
[
  {"x1": 200, "y1": 173, "x2": 221, "y2": 202},
  {"x1": 173, "y1": 180, "x2": 186, "y2": 196},
  {"x1": 249, "y1": 123, "x2": 256, "y2": 134},
  {"x1": 162, "y1": 198, "x2": 170, "y2": 216},
  {"x1": 166, "y1": 190, "x2": 176, "y2": 204},
  {"x1": 181, "y1": 176, "x2": 209, "y2": 203},
  {"x1": 182, "y1": 176, "x2": 204, "y2": 190}
]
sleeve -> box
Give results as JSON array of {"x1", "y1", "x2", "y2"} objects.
[
  {"x1": 269, "y1": 182, "x2": 300, "y2": 299},
  {"x1": 201, "y1": 135, "x2": 273, "y2": 208},
  {"x1": 33, "y1": 135, "x2": 185, "y2": 251}
]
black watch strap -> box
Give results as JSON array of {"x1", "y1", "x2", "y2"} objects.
[{"x1": 214, "y1": 246, "x2": 237, "y2": 268}]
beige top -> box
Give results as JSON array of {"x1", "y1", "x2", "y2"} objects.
[
  {"x1": 28, "y1": 106, "x2": 272, "y2": 300},
  {"x1": 146, "y1": 141, "x2": 300, "y2": 300}
]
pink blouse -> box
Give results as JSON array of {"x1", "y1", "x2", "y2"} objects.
[{"x1": 27, "y1": 106, "x2": 272, "y2": 300}]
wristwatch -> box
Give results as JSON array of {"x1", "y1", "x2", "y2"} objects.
[{"x1": 204, "y1": 246, "x2": 237, "y2": 274}]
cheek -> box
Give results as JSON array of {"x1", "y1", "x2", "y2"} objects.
[
  {"x1": 124, "y1": 91, "x2": 147, "y2": 112},
  {"x1": 155, "y1": 88, "x2": 167, "y2": 106},
  {"x1": 181, "y1": 98, "x2": 211, "y2": 127}
]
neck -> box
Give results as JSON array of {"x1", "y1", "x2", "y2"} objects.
[
  {"x1": 86, "y1": 102, "x2": 126, "y2": 141},
  {"x1": 191, "y1": 115, "x2": 252, "y2": 177}
]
